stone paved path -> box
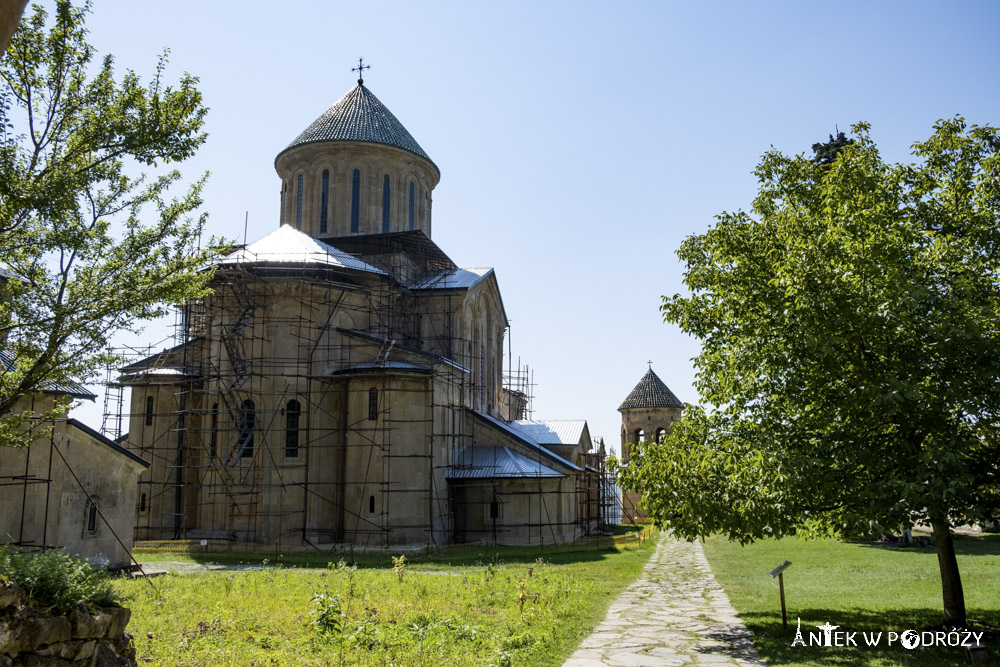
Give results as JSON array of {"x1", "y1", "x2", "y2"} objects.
[{"x1": 564, "y1": 534, "x2": 766, "y2": 666}]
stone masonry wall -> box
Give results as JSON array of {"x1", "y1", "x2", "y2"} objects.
[{"x1": 0, "y1": 580, "x2": 136, "y2": 666}]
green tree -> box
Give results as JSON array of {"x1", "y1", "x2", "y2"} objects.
[
  {"x1": 616, "y1": 119, "x2": 1000, "y2": 626},
  {"x1": 811, "y1": 129, "x2": 854, "y2": 167},
  {"x1": 0, "y1": 0, "x2": 225, "y2": 445}
]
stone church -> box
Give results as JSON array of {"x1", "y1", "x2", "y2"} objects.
[{"x1": 117, "y1": 76, "x2": 609, "y2": 550}]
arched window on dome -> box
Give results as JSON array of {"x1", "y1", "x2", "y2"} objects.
[
  {"x1": 382, "y1": 175, "x2": 391, "y2": 233},
  {"x1": 350, "y1": 169, "x2": 361, "y2": 233},
  {"x1": 295, "y1": 174, "x2": 303, "y2": 229},
  {"x1": 408, "y1": 181, "x2": 415, "y2": 230},
  {"x1": 280, "y1": 183, "x2": 286, "y2": 225},
  {"x1": 320, "y1": 170, "x2": 329, "y2": 234},
  {"x1": 423, "y1": 192, "x2": 429, "y2": 232}
]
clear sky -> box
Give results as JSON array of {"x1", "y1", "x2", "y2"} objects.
[{"x1": 66, "y1": 0, "x2": 1000, "y2": 449}]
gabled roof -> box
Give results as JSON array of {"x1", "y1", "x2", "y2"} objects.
[
  {"x1": 409, "y1": 267, "x2": 493, "y2": 290},
  {"x1": 447, "y1": 445, "x2": 563, "y2": 479},
  {"x1": 276, "y1": 83, "x2": 437, "y2": 173},
  {"x1": 67, "y1": 418, "x2": 150, "y2": 468},
  {"x1": 117, "y1": 337, "x2": 202, "y2": 376},
  {"x1": 336, "y1": 329, "x2": 470, "y2": 373},
  {"x1": 331, "y1": 231, "x2": 456, "y2": 273},
  {"x1": 219, "y1": 225, "x2": 386, "y2": 275},
  {"x1": 618, "y1": 368, "x2": 683, "y2": 411},
  {"x1": 333, "y1": 360, "x2": 432, "y2": 375},
  {"x1": 0, "y1": 350, "x2": 95, "y2": 400},
  {"x1": 469, "y1": 410, "x2": 582, "y2": 472},
  {"x1": 509, "y1": 419, "x2": 587, "y2": 446}
]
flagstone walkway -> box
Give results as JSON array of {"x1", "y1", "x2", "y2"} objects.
[{"x1": 564, "y1": 533, "x2": 766, "y2": 666}]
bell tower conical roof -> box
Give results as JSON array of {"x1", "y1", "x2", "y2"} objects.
[
  {"x1": 275, "y1": 83, "x2": 437, "y2": 172},
  {"x1": 618, "y1": 368, "x2": 683, "y2": 411}
]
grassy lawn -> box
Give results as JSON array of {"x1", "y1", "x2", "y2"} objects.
[
  {"x1": 114, "y1": 529, "x2": 656, "y2": 666},
  {"x1": 702, "y1": 532, "x2": 1000, "y2": 666}
]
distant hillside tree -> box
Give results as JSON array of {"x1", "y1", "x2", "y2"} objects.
[
  {"x1": 811, "y1": 130, "x2": 854, "y2": 166},
  {"x1": 0, "y1": 0, "x2": 225, "y2": 445},
  {"x1": 616, "y1": 119, "x2": 1000, "y2": 626}
]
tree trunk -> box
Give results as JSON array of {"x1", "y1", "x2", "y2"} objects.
[
  {"x1": 0, "y1": 0, "x2": 28, "y2": 58},
  {"x1": 929, "y1": 511, "x2": 966, "y2": 626}
]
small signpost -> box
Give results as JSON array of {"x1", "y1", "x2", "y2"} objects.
[{"x1": 768, "y1": 561, "x2": 792, "y2": 630}]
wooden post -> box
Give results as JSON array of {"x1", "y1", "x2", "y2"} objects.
[
  {"x1": 778, "y1": 571, "x2": 787, "y2": 630},
  {"x1": 768, "y1": 560, "x2": 792, "y2": 631}
]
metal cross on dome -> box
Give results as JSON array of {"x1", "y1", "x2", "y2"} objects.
[{"x1": 352, "y1": 58, "x2": 371, "y2": 84}]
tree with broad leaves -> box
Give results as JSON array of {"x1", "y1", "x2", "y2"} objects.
[
  {"x1": 614, "y1": 118, "x2": 1000, "y2": 627},
  {"x1": 0, "y1": 0, "x2": 227, "y2": 445}
]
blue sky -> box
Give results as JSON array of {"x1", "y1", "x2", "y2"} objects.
[{"x1": 67, "y1": 0, "x2": 1000, "y2": 448}]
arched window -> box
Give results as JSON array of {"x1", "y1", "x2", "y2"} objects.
[
  {"x1": 86, "y1": 497, "x2": 99, "y2": 534},
  {"x1": 210, "y1": 403, "x2": 219, "y2": 458},
  {"x1": 655, "y1": 428, "x2": 667, "y2": 442},
  {"x1": 638, "y1": 429, "x2": 646, "y2": 443},
  {"x1": 285, "y1": 399, "x2": 301, "y2": 458},
  {"x1": 424, "y1": 192, "x2": 429, "y2": 231},
  {"x1": 139, "y1": 493, "x2": 147, "y2": 513},
  {"x1": 238, "y1": 399, "x2": 255, "y2": 459},
  {"x1": 320, "y1": 169, "x2": 329, "y2": 234},
  {"x1": 382, "y1": 175, "x2": 391, "y2": 233},
  {"x1": 368, "y1": 388, "x2": 378, "y2": 421},
  {"x1": 408, "y1": 181, "x2": 415, "y2": 230},
  {"x1": 369, "y1": 495, "x2": 376, "y2": 515},
  {"x1": 280, "y1": 183, "x2": 286, "y2": 225},
  {"x1": 145, "y1": 396, "x2": 154, "y2": 426},
  {"x1": 480, "y1": 344, "x2": 486, "y2": 405},
  {"x1": 295, "y1": 174, "x2": 303, "y2": 229},
  {"x1": 350, "y1": 169, "x2": 360, "y2": 233}
]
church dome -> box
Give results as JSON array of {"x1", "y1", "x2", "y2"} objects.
[
  {"x1": 618, "y1": 368, "x2": 683, "y2": 411},
  {"x1": 273, "y1": 79, "x2": 440, "y2": 240},
  {"x1": 275, "y1": 84, "x2": 436, "y2": 171}
]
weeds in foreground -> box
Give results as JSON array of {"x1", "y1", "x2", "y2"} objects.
[
  {"x1": 118, "y1": 533, "x2": 657, "y2": 666},
  {"x1": 0, "y1": 545, "x2": 117, "y2": 612},
  {"x1": 392, "y1": 554, "x2": 407, "y2": 583}
]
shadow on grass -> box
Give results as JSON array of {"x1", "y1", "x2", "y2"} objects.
[
  {"x1": 854, "y1": 532, "x2": 1000, "y2": 556},
  {"x1": 741, "y1": 606, "x2": 1000, "y2": 666},
  {"x1": 137, "y1": 532, "x2": 656, "y2": 571}
]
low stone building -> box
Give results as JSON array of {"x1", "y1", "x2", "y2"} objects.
[{"x1": 0, "y1": 389, "x2": 149, "y2": 569}]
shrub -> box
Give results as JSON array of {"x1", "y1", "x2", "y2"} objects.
[{"x1": 0, "y1": 546, "x2": 117, "y2": 612}]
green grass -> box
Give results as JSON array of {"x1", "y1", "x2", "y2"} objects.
[
  {"x1": 115, "y1": 530, "x2": 657, "y2": 666},
  {"x1": 702, "y1": 532, "x2": 1000, "y2": 666}
]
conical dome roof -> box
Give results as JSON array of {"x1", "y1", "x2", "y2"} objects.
[
  {"x1": 276, "y1": 84, "x2": 436, "y2": 170},
  {"x1": 618, "y1": 369, "x2": 683, "y2": 411}
]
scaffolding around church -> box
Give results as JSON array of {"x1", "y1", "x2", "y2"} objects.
[{"x1": 101, "y1": 232, "x2": 631, "y2": 556}]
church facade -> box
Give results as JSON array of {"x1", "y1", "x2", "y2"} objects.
[{"x1": 118, "y1": 79, "x2": 607, "y2": 550}]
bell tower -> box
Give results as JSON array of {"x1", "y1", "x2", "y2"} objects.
[{"x1": 618, "y1": 365, "x2": 683, "y2": 520}]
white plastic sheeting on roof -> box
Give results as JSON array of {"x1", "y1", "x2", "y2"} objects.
[
  {"x1": 446, "y1": 446, "x2": 564, "y2": 479},
  {"x1": 510, "y1": 420, "x2": 587, "y2": 446},
  {"x1": 219, "y1": 225, "x2": 386, "y2": 275},
  {"x1": 471, "y1": 411, "x2": 581, "y2": 472},
  {"x1": 409, "y1": 267, "x2": 492, "y2": 290}
]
